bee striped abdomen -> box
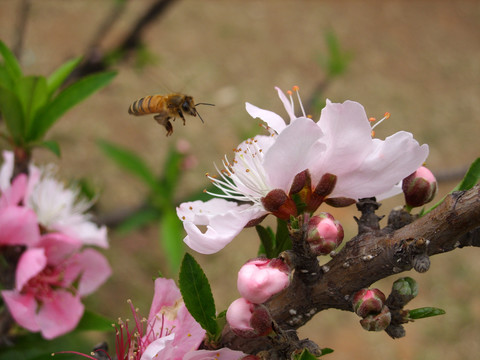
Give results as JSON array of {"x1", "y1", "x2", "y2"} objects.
[{"x1": 128, "y1": 95, "x2": 164, "y2": 115}]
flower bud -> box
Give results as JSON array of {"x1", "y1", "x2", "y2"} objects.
[
  {"x1": 306, "y1": 213, "x2": 344, "y2": 255},
  {"x1": 359, "y1": 305, "x2": 391, "y2": 332},
  {"x1": 402, "y1": 166, "x2": 437, "y2": 208},
  {"x1": 237, "y1": 258, "x2": 290, "y2": 304},
  {"x1": 352, "y1": 288, "x2": 386, "y2": 318},
  {"x1": 392, "y1": 277, "x2": 418, "y2": 299},
  {"x1": 261, "y1": 189, "x2": 297, "y2": 220},
  {"x1": 226, "y1": 298, "x2": 272, "y2": 338}
]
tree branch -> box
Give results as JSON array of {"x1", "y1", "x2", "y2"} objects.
[{"x1": 220, "y1": 184, "x2": 480, "y2": 355}]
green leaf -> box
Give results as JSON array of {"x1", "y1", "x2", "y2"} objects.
[
  {"x1": 453, "y1": 157, "x2": 480, "y2": 191},
  {"x1": 0, "y1": 64, "x2": 15, "y2": 90},
  {"x1": 28, "y1": 70, "x2": 116, "y2": 141},
  {"x1": 275, "y1": 218, "x2": 292, "y2": 255},
  {"x1": 14, "y1": 75, "x2": 48, "y2": 133},
  {"x1": 423, "y1": 158, "x2": 480, "y2": 215},
  {"x1": 159, "y1": 207, "x2": 184, "y2": 272},
  {"x1": 46, "y1": 56, "x2": 82, "y2": 98},
  {"x1": 0, "y1": 40, "x2": 22, "y2": 80},
  {"x1": 408, "y1": 307, "x2": 445, "y2": 320},
  {"x1": 256, "y1": 225, "x2": 275, "y2": 258},
  {"x1": 36, "y1": 139, "x2": 61, "y2": 157},
  {"x1": 116, "y1": 207, "x2": 160, "y2": 234},
  {"x1": 98, "y1": 139, "x2": 159, "y2": 191},
  {"x1": 75, "y1": 309, "x2": 113, "y2": 331},
  {"x1": 0, "y1": 84, "x2": 25, "y2": 142},
  {"x1": 179, "y1": 253, "x2": 218, "y2": 336}
]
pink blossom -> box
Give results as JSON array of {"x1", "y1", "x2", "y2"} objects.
[
  {"x1": 237, "y1": 258, "x2": 290, "y2": 304},
  {"x1": 226, "y1": 298, "x2": 272, "y2": 338},
  {"x1": 177, "y1": 87, "x2": 428, "y2": 254},
  {"x1": 1, "y1": 233, "x2": 111, "y2": 339}
]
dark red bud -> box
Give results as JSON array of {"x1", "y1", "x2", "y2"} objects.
[
  {"x1": 261, "y1": 189, "x2": 297, "y2": 220},
  {"x1": 313, "y1": 173, "x2": 337, "y2": 197},
  {"x1": 324, "y1": 197, "x2": 356, "y2": 208}
]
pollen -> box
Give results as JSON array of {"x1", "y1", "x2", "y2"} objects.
[
  {"x1": 384, "y1": 112, "x2": 391, "y2": 119},
  {"x1": 246, "y1": 169, "x2": 250, "y2": 172},
  {"x1": 369, "y1": 117, "x2": 376, "y2": 122},
  {"x1": 292, "y1": 85, "x2": 300, "y2": 92},
  {"x1": 182, "y1": 216, "x2": 185, "y2": 220}
]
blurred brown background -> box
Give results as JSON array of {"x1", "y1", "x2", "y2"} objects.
[{"x1": 1, "y1": 0, "x2": 480, "y2": 359}]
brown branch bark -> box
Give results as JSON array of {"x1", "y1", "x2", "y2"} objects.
[{"x1": 220, "y1": 184, "x2": 480, "y2": 356}]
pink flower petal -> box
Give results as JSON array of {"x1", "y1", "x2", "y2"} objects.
[
  {"x1": 147, "y1": 278, "x2": 182, "y2": 321},
  {"x1": 36, "y1": 290, "x2": 84, "y2": 339},
  {"x1": 74, "y1": 249, "x2": 111, "y2": 296},
  {"x1": 38, "y1": 232, "x2": 82, "y2": 266},
  {"x1": 16, "y1": 248, "x2": 46, "y2": 291},
  {"x1": 0, "y1": 174, "x2": 28, "y2": 207},
  {"x1": 1, "y1": 290, "x2": 39, "y2": 332},
  {"x1": 183, "y1": 348, "x2": 248, "y2": 360},
  {"x1": 0, "y1": 206, "x2": 40, "y2": 246},
  {"x1": 178, "y1": 199, "x2": 267, "y2": 254},
  {"x1": 170, "y1": 305, "x2": 206, "y2": 354}
]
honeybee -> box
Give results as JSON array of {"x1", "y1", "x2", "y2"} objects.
[{"x1": 128, "y1": 94, "x2": 214, "y2": 136}]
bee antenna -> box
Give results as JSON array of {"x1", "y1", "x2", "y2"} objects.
[
  {"x1": 194, "y1": 103, "x2": 214, "y2": 123},
  {"x1": 196, "y1": 111, "x2": 205, "y2": 123},
  {"x1": 195, "y1": 102, "x2": 215, "y2": 107}
]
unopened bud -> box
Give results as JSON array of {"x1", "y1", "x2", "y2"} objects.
[
  {"x1": 237, "y1": 258, "x2": 291, "y2": 304},
  {"x1": 393, "y1": 277, "x2": 418, "y2": 300},
  {"x1": 360, "y1": 305, "x2": 391, "y2": 332},
  {"x1": 261, "y1": 189, "x2": 297, "y2": 220},
  {"x1": 307, "y1": 213, "x2": 344, "y2": 255},
  {"x1": 226, "y1": 298, "x2": 272, "y2": 338},
  {"x1": 402, "y1": 166, "x2": 437, "y2": 208},
  {"x1": 353, "y1": 288, "x2": 386, "y2": 318}
]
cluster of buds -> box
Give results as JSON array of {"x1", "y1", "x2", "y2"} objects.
[
  {"x1": 352, "y1": 288, "x2": 391, "y2": 332},
  {"x1": 402, "y1": 166, "x2": 437, "y2": 209},
  {"x1": 227, "y1": 258, "x2": 291, "y2": 337}
]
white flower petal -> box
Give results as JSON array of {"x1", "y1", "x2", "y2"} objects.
[
  {"x1": 263, "y1": 117, "x2": 325, "y2": 191},
  {"x1": 245, "y1": 102, "x2": 286, "y2": 133},
  {"x1": 178, "y1": 199, "x2": 267, "y2": 254},
  {"x1": 332, "y1": 132, "x2": 429, "y2": 199}
]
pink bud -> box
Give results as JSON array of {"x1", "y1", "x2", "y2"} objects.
[
  {"x1": 352, "y1": 288, "x2": 386, "y2": 318},
  {"x1": 237, "y1": 258, "x2": 290, "y2": 304},
  {"x1": 402, "y1": 166, "x2": 437, "y2": 208},
  {"x1": 307, "y1": 213, "x2": 344, "y2": 255},
  {"x1": 226, "y1": 298, "x2": 272, "y2": 338}
]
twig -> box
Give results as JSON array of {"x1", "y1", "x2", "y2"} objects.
[{"x1": 221, "y1": 184, "x2": 480, "y2": 355}]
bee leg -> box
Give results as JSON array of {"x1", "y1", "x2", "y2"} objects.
[
  {"x1": 154, "y1": 113, "x2": 174, "y2": 136},
  {"x1": 177, "y1": 110, "x2": 187, "y2": 126}
]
